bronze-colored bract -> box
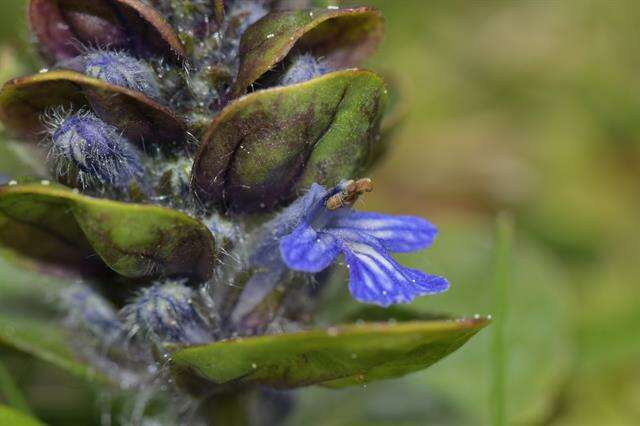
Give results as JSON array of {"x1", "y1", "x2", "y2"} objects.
[
  {"x1": 192, "y1": 69, "x2": 388, "y2": 212},
  {"x1": 0, "y1": 70, "x2": 186, "y2": 146},
  {"x1": 232, "y1": 7, "x2": 384, "y2": 96},
  {"x1": 0, "y1": 183, "x2": 217, "y2": 281},
  {"x1": 29, "y1": 0, "x2": 186, "y2": 63}
]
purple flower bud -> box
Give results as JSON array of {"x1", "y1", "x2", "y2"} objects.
[
  {"x1": 121, "y1": 281, "x2": 212, "y2": 345},
  {"x1": 279, "y1": 54, "x2": 332, "y2": 86},
  {"x1": 61, "y1": 284, "x2": 123, "y2": 346},
  {"x1": 84, "y1": 50, "x2": 161, "y2": 99},
  {"x1": 45, "y1": 110, "x2": 145, "y2": 191}
]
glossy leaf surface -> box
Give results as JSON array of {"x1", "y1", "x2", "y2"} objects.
[
  {"x1": 193, "y1": 69, "x2": 387, "y2": 212},
  {"x1": 29, "y1": 0, "x2": 186, "y2": 63},
  {"x1": 171, "y1": 317, "x2": 488, "y2": 389},
  {"x1": 0, "y1": 70, "x2": 185, "y2": 145},
  {"x1": 233, "y1": 7, "x2": 383, "y2": 96},
  {"x1": 0, "y1": 183, "x2": 216, "y2": 280}
]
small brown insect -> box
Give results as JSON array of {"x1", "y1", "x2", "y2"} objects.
[{"x1": 326, "y1": 178, "x2": 374, "y2": 210}]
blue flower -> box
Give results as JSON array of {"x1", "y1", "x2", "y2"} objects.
[{"x1": 278, "y1": 182, "x2": 449, "y2": 307}]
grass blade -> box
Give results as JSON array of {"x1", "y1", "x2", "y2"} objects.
[
  {"x1": 0, "y1": 358, "x2": 31, "y2": 415},
  {"x1": 491, "y1": 212, "x2": 513, "y2": 426}
]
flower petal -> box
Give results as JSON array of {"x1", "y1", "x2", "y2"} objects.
[
  {"x1": 339, "y1": 235, "x2": 448, "y2": 307},
  {"x1": 250, "y1": 183, "x2": 329, "y2": 268},
  {"x1": 280, "y1": 223, "x2": 341, "y2": 273},
  {"x1": 330, "y1": 212, "x2": 438, "y2": 253}
]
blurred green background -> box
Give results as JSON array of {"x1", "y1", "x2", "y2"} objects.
[{"x1": 1, "y1": 0, "x2": 639, "y2": 424}]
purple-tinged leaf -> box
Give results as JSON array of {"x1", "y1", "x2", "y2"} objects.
[
  {"x1": 232, "y1": 7, "x2": 383, "y2": 96},
  {"x1": 0, "y1": 70, "x2": 185, "y2": 146},
  {"x1": 29, "y1": 0, "x2": 186, "y2": 63},
  {"x1": 192, "y1": 69, "x2": 387, "y2": 212}
]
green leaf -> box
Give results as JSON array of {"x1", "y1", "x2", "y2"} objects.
[
  {"x1": 0, "y1": 358, "x2": 31, "y2": 416},
  {"x1": 0, "y1": 243, "x2": 71, "y2": 300},
  {"x1": 193, "y1": 69, "x2": 388, "y2": 212},
  {"x1": 0, "y1": 183, "x2": 216, "y2": 280},
  {"x1": 0, "y1": 313, "x2": 100, "y2": 384},
  {"x1": 170, "y1": 317, "x2": 488, "y2": 389},
  {"x1": 0, "y1": 70, "x2": 186, "y2": 146},
  {"x1": 0, "y1": 247, "x2": 103, "y2": 385},
  {"x1": 233, "y1": 7, "x2": 383, "y2": 96},
  {"x1": 0, "y1": 405, "x2": 44, "y2": 426}
]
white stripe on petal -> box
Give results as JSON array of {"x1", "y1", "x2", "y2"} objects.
[
  {"x1": 330, "y1": 212, "x2": 438, "y2": 253},
  {"x1": 341, "y1": 236, "x2": 448, "y2": 307}
]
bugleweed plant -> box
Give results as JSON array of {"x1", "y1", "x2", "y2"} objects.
[{"x1": 0, "y1": 0, "x2": 488, "y2": 424}]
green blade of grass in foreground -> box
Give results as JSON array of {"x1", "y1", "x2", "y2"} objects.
[
  {"x1": 492, "y1": 213, "x2": 513, "y2": 426},
  {"x1": 0, "y1": 358, "x2": 31, "y2": 415}
]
